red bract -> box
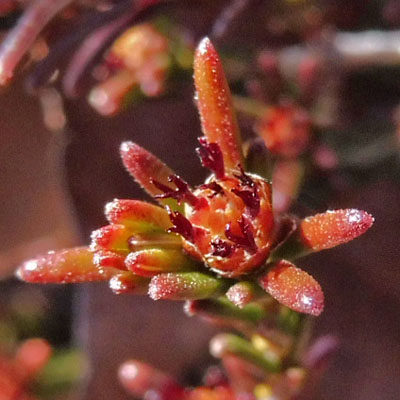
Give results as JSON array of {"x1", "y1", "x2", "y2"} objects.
[{"x1": 15, "y1": 37, "x2": 374, "y2": 317}]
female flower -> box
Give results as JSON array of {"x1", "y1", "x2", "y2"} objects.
[{"x1": 16, "y1": 38, "x2": 373, "y2": 317}]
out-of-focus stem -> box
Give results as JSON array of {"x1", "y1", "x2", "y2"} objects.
[
  {"x1": 280, "y1": 30, "x2": 400, "y2": 79},
  {"x1": 63, "y1": 14, "x2": 133, "y2": 97},
  {"x1": 0, "y1": 0, "x2": 73, "y2": 85},
  {"x1": 211, "y1": 0, "x2": 254, "y2": 42}
]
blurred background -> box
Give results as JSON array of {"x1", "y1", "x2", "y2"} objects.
[{"x1": 0, "y1": 0, "x2": 400, "y2": 399}]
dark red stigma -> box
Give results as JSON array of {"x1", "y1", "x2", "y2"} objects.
[
  {"x1": 234, "y1": 165, "x2": 255, "y2": 187},
  {"x1": 196, "y1": 138, "x2": 225, "y2": 179},
  {"x1": 152, "y1": 175, "x2": 203, "y2": 207},
  {"x1": 231, "y1": 188, "x2": 260, "y2": 218},
  {"x1": 211, "y1": 239, "x2": 233, "y2": 258},
  {"x1": 166, "y1": 208, "x2": 195, "y2": 242},
  {"x1": 231, "y1": 165, "x2": 260, "y2": 218},
  {"x1": 225, "y1": 215, "x2": 257, "y2": 254},
  {"x1": 200, "y1": 182, "x2": 225, "y2": 198}
]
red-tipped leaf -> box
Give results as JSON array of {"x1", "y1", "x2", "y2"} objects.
[{"x1": 125, "y1": 248, "x2": 195, "y2": 277}]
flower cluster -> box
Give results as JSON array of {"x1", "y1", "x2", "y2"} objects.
[
  {"x1": 88, "y1": 23, "x2": 171, "y2": 116},
  {"x1": 17, "y1": 38, "x2": 374, "y2": 318},
  {"x1": 88, "y1": 20, "x2": 192, "y2": 116}
]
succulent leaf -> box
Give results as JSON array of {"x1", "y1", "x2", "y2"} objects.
[
  {"x1": 16, "y1": 247, "x2": 119, "y2": 283},
  {"x1": 125, "y1": 248, "x2": 196, "y2": 277},
  {"x1": 148, "y1": 272, "x2": 230, "y2": 300},
  {"x1": 90, "y1": 224, "x2": 133, "y2": 253},
  {"x1": 194, "y1": 37, "x2": 243, "y2": 171},
  {"x1": 120, "y1": 141, "x2": 182, "y2": 211},
  {"x1": 105, "y1": 199, "x2": 172, "y2": 232},
  {"x1": 300, "y1": 209, "x2": 374, "y2": 251},
  {"x1": 271, "y1": 209, "x2": 374, "y2": 260},
  {"x1": 258, "y1": 260, "x2": 324, "y2": 316}
]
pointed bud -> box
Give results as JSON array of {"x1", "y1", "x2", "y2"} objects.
[
  {"x1": 120, "y1": 142, "x2": 181, "y2": 211},
  {"x1": 105, "y1": 199, "x2": 172, "y2": 232},
  {"x1": 125, "y1": 248, "x2": 196, "y2": 277},
  {"x1": 194, "y1": 37, "x2": 243, "y2": 171},
  {"x1": 16, "y1": 247, "x2": 119, "y2": 284},
  {"x1": 119, "y1": 360, "x2": 184, "y2": 399},
  {"x1": 148, "y1": 272, "x2": 230, "y2": 301},
  {"x1": 109, "y1": 272, "x2": 149, "y2": 295},
  {"x1": 90, "y1": 224, "x2": 132, "y2": 253},
  {"x1": 258, "y1": 260, "x2": 324, "y2": 316},
  {"x1": 210, "y1": 333, "x2": 281, "y2": 373}
]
